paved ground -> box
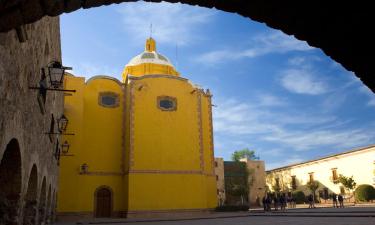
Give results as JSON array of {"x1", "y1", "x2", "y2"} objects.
[{"x1": 56, "y1": 206, "x2": 375, "y2": 225}]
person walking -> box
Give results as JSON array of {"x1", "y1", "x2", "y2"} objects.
[
  {"x1": 291, "y1": 195, "x2": 296, "y2": 208},
  {"x1": 308, "y1": 194, "x2": 314, "y2": 208},
  {"x1": 273, "y1": 195, "x2": 279, "y2": 211},
  {"x1": 332, "y1": 193, "x2": 338, "y2": 208},
  {"x1": 279, "y1": 194, "x2": 286, "y2": 211},
  {"x1": 338, "y1": 194, "x2": 344, "y2": 208},
  {"x1": 266, "y1": 195, "x2": 272, "y2": 211},
  {"x1": 262, "y1": 196, "x2": 267, "y2": 211}
]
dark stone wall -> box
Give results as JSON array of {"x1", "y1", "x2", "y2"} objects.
[
  {"x1": 0, "y1": 1, "x2": 374, "y2": 93},
  {"x1": 0, "y1": 16, "x2": 62, "y2": 224}
]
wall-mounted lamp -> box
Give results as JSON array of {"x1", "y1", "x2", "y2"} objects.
[
  {"x1": 61, "y1": 141, "x2": 70, "y2": 154},
  {"x1": 29, "y1": 61, "x2": 75, "y2": 93},
  {"x1": 80, "y1": 163, "x2": 89, "y2": 174},
  {"x1": 58, "y1": 114, "x2": 68, "y2": 133}
]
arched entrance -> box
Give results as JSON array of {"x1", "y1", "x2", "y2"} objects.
[
  {"x1": 38, "y1": 177, "x2": 46, "y2": 225},
  {"x1": 0, "y1": 138, "x2": 22, "y2": 225},
  {"x1": 94, "y1": 186, "x2": 113, "y2": 218},
  {"x1": 23, "y1": 164, "x2": 38, "y2": 225},
  {"x1": 45, "y1": 185, "x2": 51, "y2": 224}
]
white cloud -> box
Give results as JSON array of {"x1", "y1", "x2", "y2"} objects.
[
  {"x1": 263, "y1": 129, "x2": 373, "y2": 152},
  {"x1": 280, "y1": 69, "x2": 329, "y2": 95},
  {"x1": 266, "y1": 156, "x2": 304, "y2": 170},
  {"x1": 116, "y1": 2, "x2": 216, "y2": 46},
  {"x1": 196, "y1": 30, "x2": 313, "y2": 64},
  {"x1": 359, "y1": 86, "x2": 375, "y2": 107},
  {"x1": 213, "y1": 96, "x2": 374, "y2": 155},
  {"x1": 63, "y1": 59, "x2": 122, "y2": 80},
  {"x1": 257, "y1": 94, "x2": 288, "y2": 107}
]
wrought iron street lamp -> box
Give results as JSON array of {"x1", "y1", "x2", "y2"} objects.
[
  {"x1": 48, "y1": 61, "x2": 69, "y2": 88},
  {"x1": 29, "y1": 61, "x2": 75, "y2": 92}
]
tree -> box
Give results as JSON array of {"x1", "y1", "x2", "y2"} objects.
[
  {"x1": 337, "y1": 175, "x2": 356, "y2": 200},
  {"x1": 306, "y1": 181, "x2": 320, "y2": 202},
  {"x1": 231, "y1": 148, "x2": 259, "y2": 161},
  {"x1": 224, "y1": 162, "x2": 252, "y2": 206}
]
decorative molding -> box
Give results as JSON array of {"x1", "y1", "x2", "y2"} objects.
[
  {"x1": 121, "y1": 84, "x2": 126, "y2": 173},
  {"x1": 128, "y1": 74, "x2": 188, "y2": 82},
  {"x1": 129, "y1": 82, "x2": 135, "y2": 169},
  {"x1": 86, "y1": 75, "x2": 122, "y2": 86},
  {"x1": 207, "y1": 95, "x2": 215, "y2": 176},
  {"x1": 128, "y1": 169, "x2": 202, "y2": 175},
  {"x1": 79, "y1": 171, "x2": 124, "y2": 176},
  {"x1": 197, "y1": 92, "x2": 204, "y2": 172}
]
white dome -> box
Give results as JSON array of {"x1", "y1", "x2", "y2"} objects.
[{"x1": 126, "y1": 51, "x2": 174, "y2": 67}]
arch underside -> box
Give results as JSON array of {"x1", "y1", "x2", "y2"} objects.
[
  {"x1": 0, "y1": 139, "x2": 22, "y2": 224},
  {"x1": 0, "y1": 1, "x2": 373, "y2": 92}
]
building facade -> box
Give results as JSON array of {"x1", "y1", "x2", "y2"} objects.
[
  {"x1": 0, "y1": 16, "x2": 62, "y2": 224},
  {"x1": 57, "y1": 38, "x2": 217, "y2": 218},
  {"x1": 266, "y1": 145, "x2": 375, "y2": 201},
  {"x1": 241, "y1": 159, "x2": 266, "y2": 206},
  {"x1": 214, "y1": 158, "x2": 225, "y2": 206},
  {"x1": 214, "y1": 158, "x2": 265, "y2": 207}
]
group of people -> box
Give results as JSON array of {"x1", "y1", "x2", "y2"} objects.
[
  {"x1": 332, "y1": 193, "x2": 345, "y2": 208},
  {"x1": 262, "y1": 194, "x2": 296, "y2": 211},
  {"x1": 262, "y1": 192, "x2": 345, "y2": 211}
]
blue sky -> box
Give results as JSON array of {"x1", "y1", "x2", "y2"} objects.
[{"x1": 60, "y1": 2, "x2": 375, "y2": 170}]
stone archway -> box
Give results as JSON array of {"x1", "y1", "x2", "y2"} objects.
[
  {"x1": 0, "y1": 1, "x2": 374, "y2": 92},
  {"x1": 23, "y1": 164, "x2": 38, "y2": 225},
  {"x1": 94, "y1": 186, "x2": 113, "y2": 218},
  {"x1": 50, "y1": 190, "x2": 56, "y2": 223},
  {"x1": 0, "y1": 138, "x2": 22, "y2": 225},
  {"x1": 38, "y1": 177, "x2": 46, "y2": 225},
  {"x1": 45, "y1": 185, "x2": 51, "y2": 224}
]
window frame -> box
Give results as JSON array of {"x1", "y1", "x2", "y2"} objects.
[
  {"x1": 98, "y1": 92, "x2": 119, "y2": 108},
  {"x1": 157, "y1": 96, "x2": 177, "y2": 111}
]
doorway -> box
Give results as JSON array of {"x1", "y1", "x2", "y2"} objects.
[{"x1": 94, "y1": 186, "x2": 112, "y2": 218}]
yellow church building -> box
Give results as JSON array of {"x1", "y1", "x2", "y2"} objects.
[{"x1": 57, "y1": 38, "x2": 217, "y2": 219}]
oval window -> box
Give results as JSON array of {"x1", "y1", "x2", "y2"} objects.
[
  {"x1": 99, "y1": 92, "x2": 119, "y2": 108},
  {"x1": 157, "y1": 96, "x2": 177, "y2": 111}
]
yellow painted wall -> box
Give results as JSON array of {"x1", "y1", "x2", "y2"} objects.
[
  {"x1": 58, "y1": 38, "x2": 217, "y2": 216},
  {"x1": 58, "y1": 75, "x2": 126, "y2": 213}
]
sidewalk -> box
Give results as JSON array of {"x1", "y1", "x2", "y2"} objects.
[{"x1": 56, "y1": 205, "x2": 375, "y2": 225}]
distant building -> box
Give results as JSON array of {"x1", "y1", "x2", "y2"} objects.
[
  {"x1": 240, "y1": 158, "x2": 266, "y2": 206},
  {"x1": 214, "y1": 158, "x2": 225, "y2": 206},
  {"x1": 214, "y1": 158, "x2": 266, "y2": 207},
  {"x1": 266, "y1": 145, "x2": 375, "y2": 201}
]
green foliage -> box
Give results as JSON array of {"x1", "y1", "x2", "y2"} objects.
[
  {"x1": 215, "y1": 205, "x2": 249, "y2": 212},
  {"x1": 337, "y1": 175, "x2": 357, "y2": 191},
  {"x1": 231, "y1": 148, "x2": 259, "y2": 162},
  {"x1": 292, "y1": 191, "x2": 306, "y2": 204},
  {"x1": 306, "y1": 181, "x2": 320, "y2": 193},
  {"x1": 355, "y1": 184, "x2": 375, "y2": 202},
  {"x1": 224, "y1": 161, "x2": 252, "y2": 205}
]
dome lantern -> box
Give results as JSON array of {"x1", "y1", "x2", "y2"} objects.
[{"x1": 145, "y1": 38, "x2": 156, "y2": 52}]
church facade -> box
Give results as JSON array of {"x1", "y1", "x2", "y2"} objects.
[{"x1": 57, "y1": 38, "x2": 217, "y2": 218}]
